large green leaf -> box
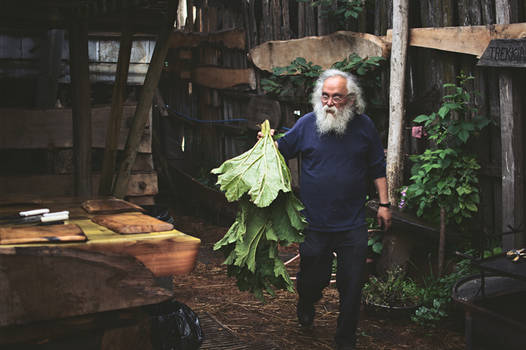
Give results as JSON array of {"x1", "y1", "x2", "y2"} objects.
[{"x1": 212, "y1": 120, "x2": 291, "y2": 208}]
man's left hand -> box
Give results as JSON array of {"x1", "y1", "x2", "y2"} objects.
[{"x1": 377, "y1": 206, "x2": 392, "y2": 231}]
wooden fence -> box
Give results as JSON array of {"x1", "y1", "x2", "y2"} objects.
[{"x1": 159, "y1": 0, "x2": 526, "y2": 239}]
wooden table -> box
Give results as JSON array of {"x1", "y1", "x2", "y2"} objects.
[{"x1": 0, "y1": 196, "x2": 201, "y2": 348}]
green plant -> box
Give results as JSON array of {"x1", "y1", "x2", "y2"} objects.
[
  {"x1": 411, "y1": 252, "x2": 475, "y2": 326},
  {"x1": 404, "y1": 72, "x2": 491, "y2": 275},
  {"x1": 362, "y1": 266, "x2": 421, "y2": 308},
  {"x1": 261, "y1": 54, "x2": 384, "y2": 103},
  {"x1": 368, "y1": 229, "x2": 383, "y2": 255},
  {"x1": 297, "y1": 0, "x2": 365, "y2": 24},
  {"x1": 212, "y1": 120, "x2": 307, "y2": 300}
]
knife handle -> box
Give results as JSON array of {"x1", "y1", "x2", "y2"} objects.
[
  {"x1": 41, "y1": 213, "x2": 69, "y2": 223},
  {"x1": 19, "y1": 208, "x2": 50, "y2": 217}
]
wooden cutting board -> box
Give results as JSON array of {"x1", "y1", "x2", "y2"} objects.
[
  {"x1": 91, "y1": 212, "x2": 174, "y2": 234},
  {"x1": 82, "y1": 198, "x2": 145, "y2": 214},
  {"x1": 0, "y1": 224, "x2": 87, "y2": 245}
]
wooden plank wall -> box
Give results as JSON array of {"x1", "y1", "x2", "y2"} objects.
[
  {"x1": 159, "y1": 0, "x2": 526, "y2": 238},
  {"x1": 0, "y1": 105, "x2": 157, "y2": 203}
]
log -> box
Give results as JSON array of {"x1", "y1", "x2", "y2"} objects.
[
  {"x1": 385, "y1": 22, "x2": 526, "y2": 58},
  {"x1": 191, "y1": 66, "x2": 256, "y2": 89},
  {"x1": 170, "y1": 28, "x2": 246, "y2": 49},
  {"x1": 0, "y1": 247, "x2": 173, "y2": 327},
  {"x1": 0, "y1": 105, "x2": 151, "y2": 153},
  {"x1": 248, "y1": 31, "x2": 390, "y2": 72}
]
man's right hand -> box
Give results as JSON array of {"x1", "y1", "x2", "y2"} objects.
[{"x1": 257, "y1": 128, "x2": 275, "y2": 140}]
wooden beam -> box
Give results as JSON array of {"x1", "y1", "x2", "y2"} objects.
[
  {"x1": 68, "y1": 16, "x2": 92, "y2": 197},
  {"x1": 496, "y1": 2, "x2": 524, "y2": 249},
  {"x1": 100, "y1": 14, "x2": 134, "y2": 196},
  {"x1": 113, "y1": 1, "x2": 177, "y2": 198},
  {"x1": 384, "y1": 22, "x2": 526, "y2": 58},
  {"x1": 169, "y1": 28, "x2": 246, "y2": 49},
  {"x1": 0, "y1": 105, "x2": 150, "y2": 153},
  {"x1": 0, "y1": 172, "x2": 158, "y2": 198},
  {"x1": 248, "y1": 31, "x2": 390, "y2": 72}
]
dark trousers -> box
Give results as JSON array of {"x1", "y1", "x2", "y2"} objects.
[{"x1": 296, "y1": 226, "x2": 368, "y2": 347}]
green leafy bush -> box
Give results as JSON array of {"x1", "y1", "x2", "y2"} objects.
[
  {"x1": 261, "y1": 54, "x2": 384, "y2": 103},
  {"x1": 362, "y1": 266, "x2": 421, "y2": 308},
  {"x1": 405, "y1": 73, "x2": 491, "y2": 227},
  {"x1": 411, "y1": 253, "x2": 475, "y2": 326}
]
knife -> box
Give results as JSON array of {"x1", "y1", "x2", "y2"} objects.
[{"x1": 4, "y1": 211, "x2": 69, "y2": 225}]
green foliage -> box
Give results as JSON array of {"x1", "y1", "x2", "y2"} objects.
[
  {"x1": 411, "y1": 253, "x2": 475, "y2": 326},
  {"x1": 404, "y1": 73, "x2": 491, "y2": 227},
  {"x1": 362, "y1": 266, "x2": 421, "y2": 308},
  {"x1": 260, "y1": 54, "x2": 384, "y2": 102},
  {"x1": 261, "y1": 57, "x2": 323, "y2": 100},
  {"x1": 212, "y1": 120, "x2": 292, "y2": 208},
  {"x1": 368, "y1": 229, "x2": 383, "y2": 255},
  {"x1": 297, "y1": 0, "x2": 365, "y2": 24},
  {"x1": 212, "y1": 120, "x2": 307, "y2": 300}
]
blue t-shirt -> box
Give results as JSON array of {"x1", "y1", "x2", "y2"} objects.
[{"x1": 278, "y1": 112, "x2": 386, "y2": 232}]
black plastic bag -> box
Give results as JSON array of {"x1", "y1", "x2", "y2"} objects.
[
  {"x1": 142, "y1": 205, "x2": 176, "y2": 225},
  {"x1": 150, "y1": 299, "x2": 204, "y2": 350}
]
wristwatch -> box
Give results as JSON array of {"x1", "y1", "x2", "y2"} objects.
[{"x1": 378, "y1": 202, "x2": 391, "y2": 208}]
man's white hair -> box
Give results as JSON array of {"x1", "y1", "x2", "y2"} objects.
[{"x1": 311, "y1": 69, "x2": 366, "y2": 115}]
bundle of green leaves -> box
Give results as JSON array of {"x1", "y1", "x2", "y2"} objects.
[{"x1": 211, "y1": 120, "x2": 307, "y2": 300}]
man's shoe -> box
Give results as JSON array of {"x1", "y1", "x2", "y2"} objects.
[{"x1": 296, "y1": 299, "x2": 314, "y2": 327}]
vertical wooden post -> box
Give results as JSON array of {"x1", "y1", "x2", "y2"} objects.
[
  {"x1": 496, "y1": 0, "x2": 523, "y2": 249},
  {"x1": 69, "y1": 12, "x2": 92, "y2": 197},
  {"x1": 36, "y1": 29, "x2": 64, "y2": 108},
  {"x1": 377, "y1": 0, "x2": 411, "y2": 276},
  {"x1": 99, "y1": 14, "x2": 133, "y2": 196},
  {"x1": 113, "y1": 1, "x2": 178, "y2": 199},
  {"x1": 185, "y1": 0, "x2": 193, "y2": 31},
  {"x1": 386, "y1": 0, "x2": 409, "y2": 205}
]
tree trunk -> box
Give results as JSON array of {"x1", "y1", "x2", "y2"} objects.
[{"x1": 386, "y1": 0, "x2": 409, "y2": 205}]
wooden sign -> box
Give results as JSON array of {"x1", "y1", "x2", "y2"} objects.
[{"x1": 477, "y1": 38, "x2": 526, "y2": 68}]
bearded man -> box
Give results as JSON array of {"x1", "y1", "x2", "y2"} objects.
[{"x1": 275, "y1": 69, "x2": 391, "y2": 350}]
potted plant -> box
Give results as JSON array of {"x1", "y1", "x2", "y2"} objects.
[
  {"x1": 403, "y1": 72, "x2": 491, "y2": 276},
  {"x1": 362, "y1": 266, "x2": 422, "y2": 318}
]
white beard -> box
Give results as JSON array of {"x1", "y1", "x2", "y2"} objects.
[{"x1": 314, "y1": 102, "x2": 356, "y2": 136}]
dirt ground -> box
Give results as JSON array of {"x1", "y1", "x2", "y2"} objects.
[{"x1": 171, "y1": 213, "x2": 467, "y2": 350}]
